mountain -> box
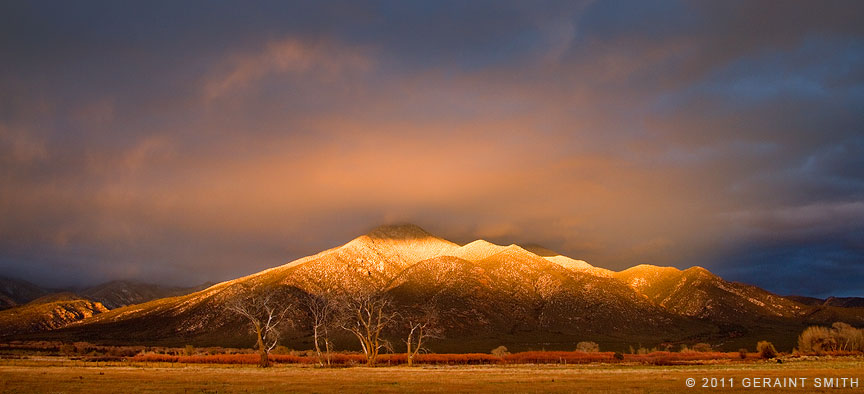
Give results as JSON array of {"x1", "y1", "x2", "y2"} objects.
[
  {"x1": 613, "y1": 265, "x2": 804, "y2": 322},
  {"x1": 80, "y1": 280, "x2": 215, "y2": 309},
  {"x1": 0, "y1": 294, "x2": 108, "y2": 335},
  {"x1": 0, "y1": 276, "x2": 48, "y2": 310},
  {"x1": 786, "y1": 296, "x2": 864, "y2": 308},
  {"x1": 388, "y1": 245, "x2": 700, "y2": 350},
  {"x1": 0, "y1": 278, "x2": 211, "y2": 335},
  {"x1": 8, "y1": 224, "x2": 864, "y2": 351},
  {"x1": 1, "y1": 275, "x2": 211, "y2": 311},
  {"x1": 610, "y1": 264, "x2": 864, "y2": 350},
  {"x1": 522, "y1": 245, "x2": 612, "y2": 277},
  {"x1": 0, "y1": 276, "x2": 210, "y2": 335}
]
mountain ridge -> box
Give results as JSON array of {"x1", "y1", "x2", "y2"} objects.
[
  {"x1": 5, "y1": 224, "x2": 863, "y2": 352},
  {"x1": 0, "y1": 276, "x2": 49, "y2": 310}
]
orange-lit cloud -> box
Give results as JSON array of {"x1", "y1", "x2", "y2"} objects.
[
  {"x1": 204, "y1": 38, "x2": 374, "y2": 101},
  {"x1": 1, "y1": 1, "x2": 862, "y2": 297}
]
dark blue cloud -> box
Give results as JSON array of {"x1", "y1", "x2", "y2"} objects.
[{"x1": 712, "y1": 230, "x2": 864, "y2": 297}]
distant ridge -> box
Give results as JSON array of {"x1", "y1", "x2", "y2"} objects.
[
  {"x1": 0, "y1": 296, "x2": 108, "y2": 335},
  {"x1": 0, "y1": 276, "x2": 48, "y2": 310},
  {"x1": 80, "y1": 280, "x2": 214, "y2": 309},
  {"x1": 1, "y1": 276, "x2": 214, "y2": 311},
  {"x1": 7, "y1": 224, "x2": 864, "y2": 352},
  {"x1": 786, "y1": 295, "x2": 864, "y2": 308},
  {"x1": 0, "y1": 278, "x2": 211, "y2": 333}
]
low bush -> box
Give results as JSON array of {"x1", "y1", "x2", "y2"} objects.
[
  {"x1": 504, "y1": 351, "x2": 613, "y2": 364},
  {"x1": 490, "y1": 346, "x2": 509, "y2": 357},
  {"x1": 270, "y1": 346, "x2": 292, "y2": 355},
  {"x1": 757, "y1": 341, "x2": 777, "y2": 359},
  {"x1": 126, "y1": 349, "x2": 763, "y2": 366},
  {"x1": 73, "y1": 342, "x2": 93, "y2": 355},
  {"x1": 626, "y1": 351, "x2": 740, "y2": 365},
  {"x1": 798, "y1": 322, "x2": 864, "y2": 354},
  {"x1": 414, "y1": 353, "x2": 502, "y2": 365},
  {"x1": 576, "y1": 341, "x2": 600, "y2": 352},
  {"x1": 59, "y1": 343, "x2": 76, "y2": 356}
]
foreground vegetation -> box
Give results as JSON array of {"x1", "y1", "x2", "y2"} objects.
[
  {"x1": 0, "y1": 340, "x2": 815, "y2": 367},
  {"x1": 0, "y1": 321, "x2": 859, "y2": 392},
  {"x1": 129, "y1": 350, "x2": 765, "y2": 366},
  {"x1": 1, "y1": 357, "x2": 862, "y2": 393},
  {"x1": 3, "y1": 331, "x2": 860, "y2": 367}
]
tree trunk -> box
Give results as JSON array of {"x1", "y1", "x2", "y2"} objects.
[
  {"x1": 324, "y1": 338, "x2": 332, "y2": 366},
  {"x1": 259, "y1": 350, "x2": 269, "y2": 368},
  {"x1": 313, "y1": 326, "x2": 324, "y2": 367},
  {"x1": 255, "y1": 326, "x2": 270, "y2": 368},
  {"x1": 366, "y1": 337, "x2": 377, "y2": 366},
  {"x1": 406, "y1": 340, "x2": 413, "y2": 367}
]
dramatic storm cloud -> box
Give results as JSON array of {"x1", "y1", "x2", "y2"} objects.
[{"x1": 1, "y1": 1, "x2": 862, "y2": 297}]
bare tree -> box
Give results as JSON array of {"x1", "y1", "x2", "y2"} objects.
[
  {"x1": 340, "y1": 291, "x2": 398, "y2": 366},
  {"x1": 228, "y1": 287, "x2": 293, "y2": 368},
  {"x1": 304, "y1": 292, "x2": 338, "y2": 367},
  {"x1": 404, "y1": 307, "x2": 440, "y2": 366}
]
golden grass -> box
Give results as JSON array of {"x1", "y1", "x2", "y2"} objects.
[{"x1": 0, "y1": 357, "x2": 861, "y2": 393}]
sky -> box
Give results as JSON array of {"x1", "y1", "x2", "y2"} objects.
[{"x1": 1, "y1": 1, "x2": 863, "y2": 297}]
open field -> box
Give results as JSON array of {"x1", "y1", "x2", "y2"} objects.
[{"x1": 0, "y1": 357, "x2": 862, "y2": 393}]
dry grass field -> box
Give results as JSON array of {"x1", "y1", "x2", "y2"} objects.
[{"x1": 0, "y1": 357, "x2": 862, "y2": 393}]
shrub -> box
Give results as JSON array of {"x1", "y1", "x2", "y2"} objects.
[
  {"x1": 576, "y1": 341, "x2": 600, "y2": 352},
  {"x1": 490, "y1": 346, "x2": 509, "y2": 357},
  {"x1": 757, "y1": 341, "x2": 777, "y2": 359},
  {"x1": 271, "y1": 346, "x2": 292, "y2": 355},
  {"x1": 73, "y1": 342, "x2": 93, "y2": 355},
  {"x1": 636, "y1": 346, "x2": 654, "y2": 355},
  {"x1": 105, "y1": 346, "x2": 142, "y2": 357},
  {"x1": 502, "y1": 351, "x2": 613, "y2": 364},
  {"x1": 126, "y1": 350, "x2": 755, "y2": 366},
  {"x1": 692, "y1": 343, "x2": 712, "y2": 352},
  {"x1": 129, "y1": 352, "x2": 507, "y2": 366},
  {"x1": 798, "y1": 326, "x2": 834, "y2": 354},
  {"x1": 738, "y1": 348, "x2": 748, "y2": 360},
  {"x1": 184, "y1": 345, "x2": 195, "y2": 356},
  {"x1": 59, "y1": 343, "x2": 76, "y2": 356},
  {"x1": 831, "y1": 322, "x2": 864, "y2": 352},
  {"x1": 798, "y1": 323, "x2": 864, "y2": 354},
  {"x1": 417, "y1": 353, "x2": 502, "y2": 365},
  {"x1": 626, "y1": 351, "x2": 739, "y2": 365}
]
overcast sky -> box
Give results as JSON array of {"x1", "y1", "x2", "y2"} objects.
[{"x1": 1, "y1": 1, "x2": 863, "y2": 297}]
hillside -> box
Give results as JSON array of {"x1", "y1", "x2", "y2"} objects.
[
  {"x1": 787, "y1": 296, "x2": 864, "y2": 308},
  {"x1": 613, "y1": 265, "x2": 804, "y2": 322},
  {"x1": 388, "y1": 247, "x2": 698, "y2": 345},
  {"x1": 8, "y1": 224, "x2": 864, "y2": 351},
  {"x1": 0, "y1": 277, "x2": 48, "y2": 310},
  {"x1": 0, "y1": 295, "x2": 108, "y2": 335},
  {"x1": 524, "y1": 245, "x2": 614, "y2": 278},
  {"x1": 0, "y1": 278, "x2": 209, "y2": 334},
  {"x1": 80, "y1": 280, "x2": 213, "y2": 309},
  {"x1": 0, "y1": 276, "x2": 210, "y2": 311}
]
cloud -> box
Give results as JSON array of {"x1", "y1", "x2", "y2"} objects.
[
  {"x1": 203, "y1": 38, "x2": 374, "y2": 101},
  {"x1": 0, "y1": 1, "x2": 862, "y2": 296},
  {"x1": 724, "y1": 202, "x2": 864, "y2": 240},
  {"x1": 0, "y1": 124, "x2": 48, "y2": 165}
]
